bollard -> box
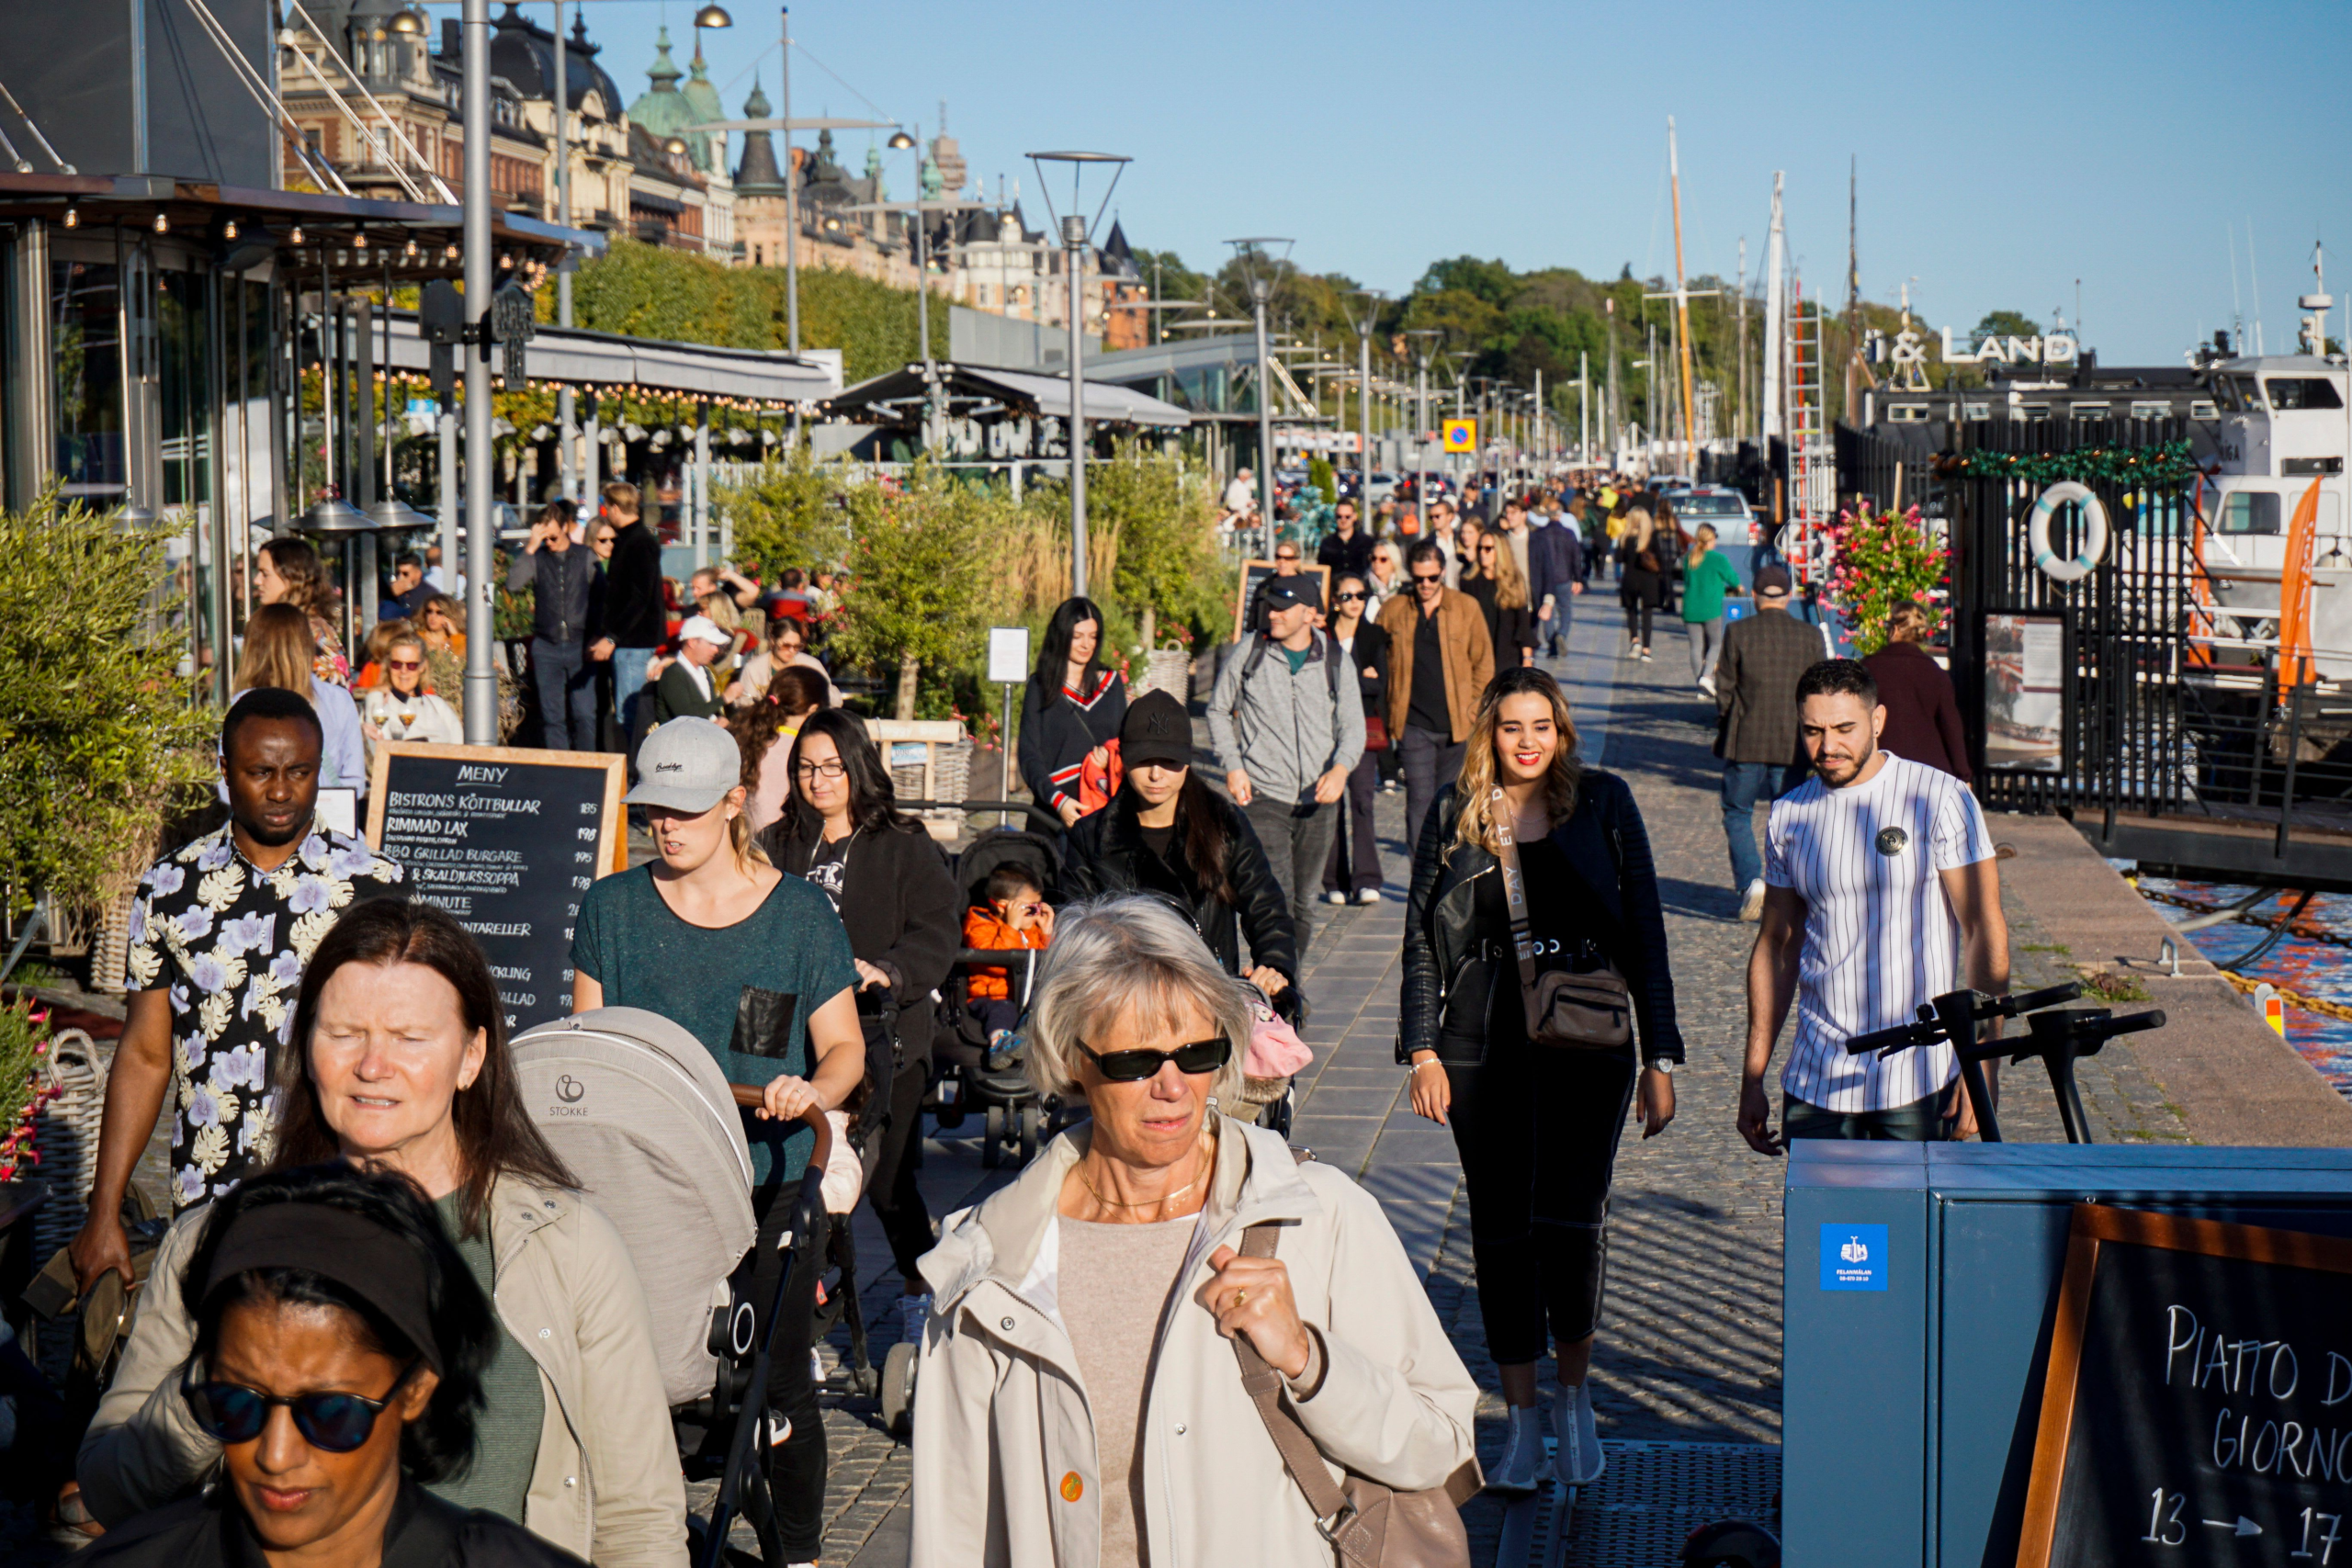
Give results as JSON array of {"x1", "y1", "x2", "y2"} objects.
[{"x1": 2253, "y1": 982, "x2": 2285, "y2": 1037}]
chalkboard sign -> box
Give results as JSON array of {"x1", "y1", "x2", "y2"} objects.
[
  {"x1": 2018, "y1": 1203, "x2": 2352, "y2": 1567},
  {"x1": 1231, "y1": 558, "x2": 1332, "y2": 639},
  {"x1": 366, "y1": 743, "x2": 627, "y2": 1034}
]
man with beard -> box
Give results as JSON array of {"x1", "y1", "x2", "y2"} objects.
[
  {"x1": 1736, "y1": 658, "x2": 2007, "y2": 1151},
  {"x1": 68, "y1": 688, "x2": 404, "y2": 1291}
]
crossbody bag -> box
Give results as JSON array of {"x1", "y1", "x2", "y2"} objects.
[
  {"x1": 1233, "y1": 1217, "x2": 1481, "y2": 1567},
  {"x1": 1490, "y1": 787, "x2": 1634, "y2": 1049}
]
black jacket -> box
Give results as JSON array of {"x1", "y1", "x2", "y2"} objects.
[
  {"x1": 603, "y1": 519, "x2": 666, "y2": 648},
  {"x1": 1064, "y1": 788, "x2": 1298, "y2": 985},
  {"x1": 505, "y1": 538, "x2": 602, "y2": 646},
  {"x1": 760, "y1": 816, "x2": 962, "y2": 1010},
  {"x1": 1017, "y1": 668, "x2": 1127, "y2": 814},
  {"x1": 1317, "y1": 528, "x2": 1374, "y2": 582},
  {"x1": 1462, "y1": 576, "x2": 1534, "y2": 670},
  {"x1": 1340, "y1": 620, "x2": 1388, "y2": 721},
  {"x1": 1399, "y1": 773, "x2": 1682, "y2": 1066},
  {"x1": 80, "y1": 1482, "x2": 584, "y2": 1568}
]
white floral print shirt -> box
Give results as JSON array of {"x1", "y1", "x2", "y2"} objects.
[{"x1": 123, "y1": 819, "x2": 403, "y2": 1209}]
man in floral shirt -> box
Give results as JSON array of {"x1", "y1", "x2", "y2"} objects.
[{"x1": 68, "y1": 688, "x2": 402, "y2": 1292}]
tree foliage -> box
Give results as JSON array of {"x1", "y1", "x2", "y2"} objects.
[
  {"x1": 0, "y1": 487, "x2": 217, "y2": 917},
  {"x1": 827, "y1": 465, "x2": 1011, "y2": 718},
  {"x1": 717, "y1": 445, "x2": 853, "y2": 580},
  {"x1": 560, "y1": 239, "x2": 952, "y2": 383}
]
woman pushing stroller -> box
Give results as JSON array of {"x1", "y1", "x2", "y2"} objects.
[{"x1": 571, "y1": 717, "x2": 869, "y2": 1568}]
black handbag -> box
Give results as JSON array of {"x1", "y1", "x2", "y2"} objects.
[{"x1": 1490, "y1": 789, "x2": 1634, "y2": 1049}]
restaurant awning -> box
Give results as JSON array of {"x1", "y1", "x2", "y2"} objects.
[
  {"x1": 829, "y1": 361, "x2": 1192, "y2": 428},
  {"x1": 379, "y1": 309, "x2": 841, "y2": 402}
]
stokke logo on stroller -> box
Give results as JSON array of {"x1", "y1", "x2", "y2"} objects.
[{"x1": 554, "y1": 1074, "x2": 585, "y2": 1104}]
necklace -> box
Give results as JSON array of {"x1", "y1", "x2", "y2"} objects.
[{"x1": 1073, "y1": 1130, "x2": 1214, "y2": 1213}]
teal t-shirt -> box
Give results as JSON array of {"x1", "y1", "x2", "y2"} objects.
[
  {"x1": 1680, "y1": 550, "x2": 1744, "y2": 623},
  {"x1": 569, "y1": 866, "x2": 857, "y2": 1182},
  {"x1": 1283, "y1": 644, "x2": 1310, "y2": 674},
  {"x1": 425, "y1": 1190, "x2": 543, "y2": 1523}
]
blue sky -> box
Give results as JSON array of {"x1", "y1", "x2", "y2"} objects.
[{"x1": 447, "y1": 0, "x2": 2352, "y2": 364}]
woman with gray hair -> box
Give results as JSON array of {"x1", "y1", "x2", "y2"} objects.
[{"x1": 908, "y1": 895, "x2": 1478, "y2": 1568}]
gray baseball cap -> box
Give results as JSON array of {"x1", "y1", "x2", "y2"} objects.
[{"x1": 624, "y1": 718, "x2": 741, "y2": 813}]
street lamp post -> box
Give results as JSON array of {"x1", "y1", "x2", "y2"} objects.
[
  {"x1": 1029, "y1": 151, "x2": 1130, "y2": 598},
  {"x1": 461, "y1": 0, "x2": 494, "y2": 742},
  {"x1": 1227, "y1": 238, "x2": 1293, "y2": 559},
  {"x1": 1404, "y1": 328, "x2": 1439, "y2": 524},
  {"x1": 1348, "y1": 290, "x2": 1381, "y2": 512}
]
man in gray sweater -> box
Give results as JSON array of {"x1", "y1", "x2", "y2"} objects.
[{"x1": 1209, "y1": 576, "x2": 1367, "y2": 951}]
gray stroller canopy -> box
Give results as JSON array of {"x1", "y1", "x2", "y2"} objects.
[{"x1": 511, "y1": 1006, "x2": 757, "y2": 1407}]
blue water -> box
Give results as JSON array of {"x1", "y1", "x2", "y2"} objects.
[{"x1": 2136, "y1": 875, "x2": 2352, "y2": 1096}]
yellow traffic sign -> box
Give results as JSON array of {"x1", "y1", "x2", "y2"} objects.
[{"x1": 1441, "y1": 418, "x2": 1477, "y2": 453}]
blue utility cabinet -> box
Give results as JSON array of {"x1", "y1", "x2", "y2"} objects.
[{"x1": 1782, "y1": 1142, "x2": 2352, "y2": 1567}]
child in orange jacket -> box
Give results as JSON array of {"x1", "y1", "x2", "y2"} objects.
[{"x1": 962, "y1": 865, "x2": 1053, "y2": 1044}]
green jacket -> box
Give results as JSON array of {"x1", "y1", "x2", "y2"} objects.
[{"x1": 1679, "y1": 550, "x2": 1744, "y2": 623}]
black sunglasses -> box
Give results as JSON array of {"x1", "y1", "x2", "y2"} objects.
[
  {"x1": 183, "y1": 1361, "x2": 421, "y2": 1452},
  {"x1": 1334, "y1": 591, "x2": 1367, "y2": 603},
  {"x1": 1075, "y1": 1036, "x2": 1232, "y2": 1083}
]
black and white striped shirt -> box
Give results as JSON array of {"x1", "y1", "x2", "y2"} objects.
[{"x1": 1765, "y1": 751, "x2": 1996, "y2": 1111}]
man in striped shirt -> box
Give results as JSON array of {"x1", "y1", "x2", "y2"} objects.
[{"x1": 1738, "y1": 659, "x2": 2009, "y2": 1149}]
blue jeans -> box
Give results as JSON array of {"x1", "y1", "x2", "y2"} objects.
[
  {"x1": 531, "y1": 637, "x2": 598, "y2": 752},
  {"x1": 613, "y1": 646, "x2": 657, "y2": 749},
  {"x1": 1721, "y1": 761, "x2": 1806, "y2": 891}
]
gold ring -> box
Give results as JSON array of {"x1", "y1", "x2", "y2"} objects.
[{"x1": 1233, "y1": 1289, "x2": 1249, "y2": 1309}]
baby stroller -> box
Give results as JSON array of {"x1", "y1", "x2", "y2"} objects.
[
  {"x1": 510, "y1": 1007, "x2": 855, "y2": 1568},
  {"x1": 905, "y1": 800, "x2": 1072, "y2": 1172}
]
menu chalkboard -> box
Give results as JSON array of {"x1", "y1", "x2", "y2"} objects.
[
  {"x1": 366, "y1": 743, "x2": 627, "y2": 1033},
  {"x1": 2018, "y1": 1203, "x2": 2352, "y2": 1568},
  {"x1": 1231, "y1": 558, "x2": 1332, "y2": 640}
]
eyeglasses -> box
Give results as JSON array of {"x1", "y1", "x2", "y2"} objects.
[
  {"x1": 1274, "y1": 551, "x2": 1299, "y2": 562},
  {"x1": 1411, "y1": 571, "x2": 1444, "y2": 586},
  {"x1": 1477, "y1": 544, "x2": 1497, "y2": 555},
  {"x1": 387, "y1": 659, "x2": 424, "y2": 671},
  {"x1": 794, "y1": 758, "x2": 848, "y2": 780},
  {"x1": 183, "y1": 1362, "x2": 420, "y2": 1452},
  {"x1": 1334, "y1": 591, "x2": 1366, "y2": 603},
  {"x1": 1075, "y1": 1035, "x2": 1232, "y2": 1083}
]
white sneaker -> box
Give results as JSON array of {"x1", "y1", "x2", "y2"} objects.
[
  {"x1": 1698, "y1": 674, "x2": 1716, "y2": 697},
  {"x1": 1355, "y1": 887, "x2": 1383, "y2": 905},
  {"x1": 1486, "y1": 1404, "x2": 1549, "y2": 1495},
  {"x1": 1551, "y1": 1380, "x2": 1606, "y2": 1484},
  {"x1": 1623, "y1": 638, "x2": 1640, "y2": 658},
  {"x1": 1639, "y1": 649, "x2": 1653, "y2": 663},
  {"x1": 1739, "y1": 879, "x2": 1767, "y2": 922},
  {"x1": 1324, "y1": 889, "x2": 1349, "y2": 906}
]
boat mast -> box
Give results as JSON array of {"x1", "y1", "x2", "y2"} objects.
[
  {"x1": 1762, "y1": 173, "x2": 1785, "y2": 445},
  {"x1": 1668, "y1": 117, "x2": 1698, "y2": 476}
]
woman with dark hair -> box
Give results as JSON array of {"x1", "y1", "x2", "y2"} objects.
[
  {"x1": 1319, "y1": 573, "x2": 1389, "y2": 905},
  {"x1": 81, "y1": 1164, "x2": 582, "y2": 1567},
  {"x1": 254, "y1": 537, "x2": 348, "y2": 687},
  {"x1": 1400, "y1": 666, "x2": 1681, "y2": 1495},
  {"x1": 82, "y1": 900, "x2": 688, "y2": 1567},
  {"x1": 1064, "y1": 689, "x2": 1299, "y2": 1004},
  {"x1": 734, "y1": 664, "x2": 831, "y2": 831},
  {"x1": 1018, "y1": 595, "x2": 1127, "y2": 827},
  {"x1": 756, "y1": 707, "x2": 960, "y2": 1339}
]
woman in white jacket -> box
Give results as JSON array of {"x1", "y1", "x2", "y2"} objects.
[
  {"x1": 360, "y1": 626, "x2": 464, "y2": 767},
  {"x1": 910, "y1": 896, "x2": 1478, "y2": 1568}
]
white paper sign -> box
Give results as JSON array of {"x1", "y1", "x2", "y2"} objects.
[{"x1": 988, "y1": 626, "x2": 1031, "y2": 686}]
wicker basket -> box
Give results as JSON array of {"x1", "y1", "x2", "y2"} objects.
[{"x1": 1140, "y1": 649, "x2": 1192, "y2": 704}]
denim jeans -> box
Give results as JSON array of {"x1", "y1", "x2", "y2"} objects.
[
  {"x1": 612, "y1": 646, "x2": 657, "y2": 754},
  {"x1": 1685, "y1": 616, "x2": 1729, "y2": 684},
  {"x1": 1721, "y1": 761, "x2": 1807, "y2": 891},
  {"x1": 530, "y1": 637, "x2": 598, "y2": 752}
]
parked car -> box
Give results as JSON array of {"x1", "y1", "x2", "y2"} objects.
[{"x1": 1668, "y1": 486, "x2": 1760, "y2": 544}]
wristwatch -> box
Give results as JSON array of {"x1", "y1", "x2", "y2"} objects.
[{"x1": 1646, "y1": 1056, "x2": 1677, "y2": 1076}]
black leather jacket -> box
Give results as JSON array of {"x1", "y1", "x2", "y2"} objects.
[
  {"x1": 1398, "y1": 773, "x2": 1683, "y2": 1066},
  {"x1": 1064, "y1": 788, "x2": 1299, "y2": 986}
]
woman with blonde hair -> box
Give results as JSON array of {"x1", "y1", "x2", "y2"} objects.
[
  {"x1": 1462, "y1": 529, "x2": 1536, "y2": 671},
  {"x1": 1677, "y1": 523, "x2": 1746, "y2": 695},
  {"x1": 360, "y1": 626, "x2": 464, "y2": 763},
  {"x1": 1400, "y1": 666, "x2": 1681, "y2": 1493},
  {"x1": 1615, "y1": 507, "x2": 1665, "y2": 662},
  {"x1": 253, "y1": 536, "x2": 348, "y2": 686},
  {"x1": 233, "y1": 603, "x2": 367, "y2": 792}
]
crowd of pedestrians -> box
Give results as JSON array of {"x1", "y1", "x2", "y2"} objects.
[{"x1": 28, "y1": 450, "x2": 2017, "y2": 1568}]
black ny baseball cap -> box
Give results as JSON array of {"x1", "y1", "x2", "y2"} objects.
[{"x1": 1120, "y1": 689, "x2": 1193, "y2": 769}]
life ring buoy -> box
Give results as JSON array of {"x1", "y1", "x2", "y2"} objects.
[{"x1": 2029, "y1": 480, "x2": 2109, "y2": 582}]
